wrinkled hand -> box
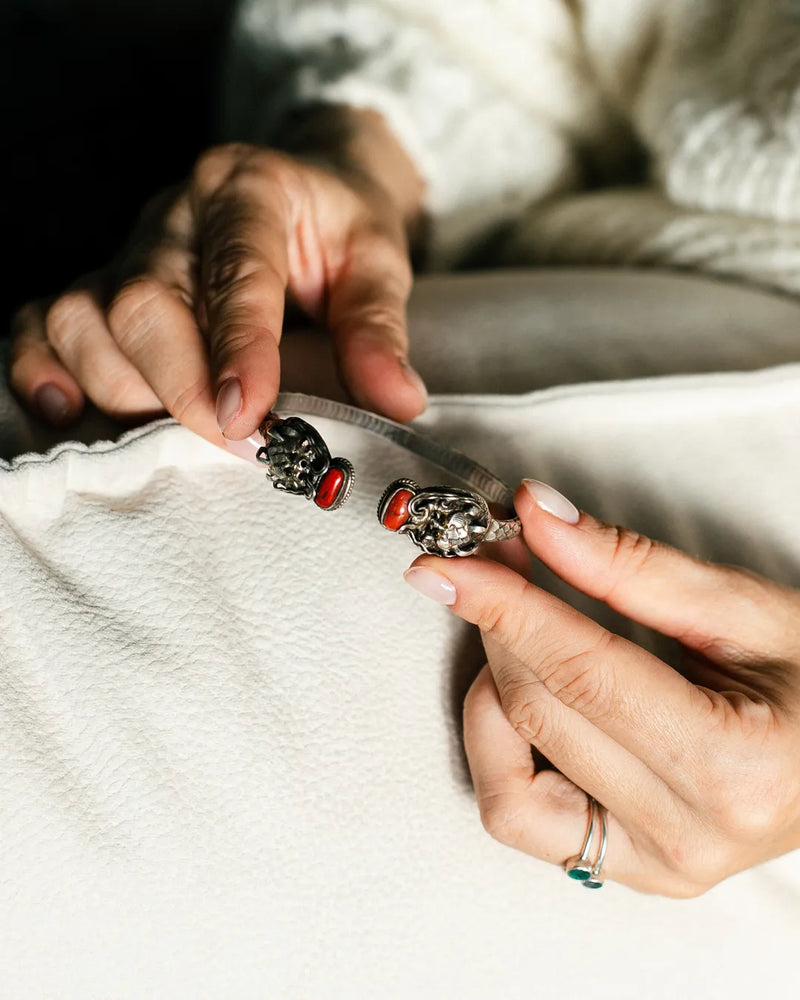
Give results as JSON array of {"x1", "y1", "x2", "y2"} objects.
[
  {"x1": 404, "y1": 480, "x2": 800, "y2": 897},
  {"x1": 10, "y1": 141, "x2": 426, "y2": 443}
]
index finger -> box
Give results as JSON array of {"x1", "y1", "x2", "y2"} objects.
[
  {"x1": 193, "y1": 147, "x2": 292, "y2": 439},
  {"x1": 405, "y1": 555, "x2": 714, "y2": 792}
]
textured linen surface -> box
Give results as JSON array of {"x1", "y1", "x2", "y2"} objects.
[{"x1": 1, "y1": 271, "x2": 800, "y2": 999}]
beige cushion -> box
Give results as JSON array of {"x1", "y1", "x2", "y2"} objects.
[{"x1": 2, "y1": 270, "x2": 799, "y2": 998}]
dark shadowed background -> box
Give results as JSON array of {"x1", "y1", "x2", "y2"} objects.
[{"x1": 1, "y1": 0, "x2": 237, "y2": 332}]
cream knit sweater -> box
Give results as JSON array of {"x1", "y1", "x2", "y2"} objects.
[{"x1": 221, "y1": 0, "x2": 800, "y2": 293}]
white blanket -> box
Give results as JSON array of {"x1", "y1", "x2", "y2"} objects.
[{"x1": 2, "y1": 271, "x2": 799, "y2": 998}]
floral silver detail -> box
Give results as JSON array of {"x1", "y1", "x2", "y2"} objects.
[
  {"x1": 257, "y1": 413, "x2": 354, "y2": 510},
  {"x1": 406, "y1": 487, "x2": 491, "y2": 557},
  {"x1": 378, "y1": 479, "x2": 520, "y2": 558}
]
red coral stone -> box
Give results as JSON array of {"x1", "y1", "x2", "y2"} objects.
[
  {"x1": 381, "y1": 488, "x2": 414, "y2": 531},
  {"x1": 314, "y1": 467, "x2": 346, "y2": 509}
]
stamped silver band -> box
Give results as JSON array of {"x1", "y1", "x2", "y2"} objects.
[
  {"x1": 272, "y1": 393, "x2": 515, "y2": 508},
  {"x1": 270, "y1": 394, "x2": 519, "y2": 556}
]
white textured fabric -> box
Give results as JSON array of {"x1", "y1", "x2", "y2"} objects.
[
  {"x1": 222, "y1": 0, "x2": 800, "y2": 287},
  {"x1": 2, "y1": 271, "x2": 800, "y2": 998}
]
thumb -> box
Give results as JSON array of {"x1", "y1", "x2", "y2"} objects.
[
  {"x1": 512, "y1": 478, "x2": 793, "y2": 658},
  {"x1": 326, "y1": 231, "x2": 427, "y2": 422}
]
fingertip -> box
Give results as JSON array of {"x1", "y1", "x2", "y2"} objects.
[
  {"x1": 214, "y1": 361, "x2": 280, "y2": 441},
  {"x1": 403, "y1": 563, "x2": 457, "y2": 606},
  {"x1": 215, "y1": 377, "x2": 243, "y2": 437},
  {"x1": 403, "y1": 554, "x2": 515, "y2": 623},
  {"x1": 348, "y1": 353, "x2": 428, "y2": 422},
  {"x1": 9, "y1": 331, "x2": 85, "y2": 426},
  {"x1": 397, "y1": 359, "x2": 428, "y2": 415},
  {"x1": 33, "y1": 382, "x2": 84, "y2": 427},
  {"x1": 516, "y1": 480, "x2": 581, "y2": 525},
  {"x1": 212, "y1": 323, "x2": 282, "y2": 439}
]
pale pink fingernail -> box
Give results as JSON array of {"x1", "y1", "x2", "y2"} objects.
[
  {"x1": 224, "y1": 434, "x2": 264, "y2": 465},
  {"x1": 522, "y1": 479, "x2": 580, "y2": 524},
  {"x1": 216, "y1": 377, "x2": 243, "y2": 435},
  {"x1": 403, "y1": 567, "x2": 457, "y2": 605},
  {"x1": 34, "y1": 383, "x2": 75, "y2": 425},
  {"x1": 400, "y1": 360, "x2": 428, "y2": 405}
]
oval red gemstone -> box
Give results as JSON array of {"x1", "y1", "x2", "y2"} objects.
[
  {"x1": 314, "y1": 467, "x2": 346, "y2": 509},
  {"x1": 381, "y1": 488, "x2": 414, "y2": 531}
]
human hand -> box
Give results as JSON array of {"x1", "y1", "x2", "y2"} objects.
[
  {"x1": 404, "y1": 480, "x2": 800, "y2": 896},
  {"x1": 9, "y1": 112, "x2": 427, "y2": 444}
]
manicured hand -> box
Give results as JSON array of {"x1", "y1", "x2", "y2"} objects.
[
  {"x1": 404, "y1": 480, "x2": 800, "y2": 896},
  {"x1": 9, "y1": 133, "x2": 426, "y2": 444}
]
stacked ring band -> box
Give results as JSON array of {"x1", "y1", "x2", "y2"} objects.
[{"x1": 564, "y1": 796, "x2": 608, "y2": 889}]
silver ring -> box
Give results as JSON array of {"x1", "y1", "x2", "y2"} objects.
[
  {"x1": 257, "y1": 412, "x2": 354, "y2": 511},
  {"x1": 377, "y1": 479, "x2": 521, "y2": 558},
  {"x1": 564, "y1": 796, "x2": 598, "y2": 882},
  {"x1": 564, "y1": 796, "x2": 607, "y2": 888},
  {"x1": 583, "y1": 803, "x2": 608, "y2": 889}
]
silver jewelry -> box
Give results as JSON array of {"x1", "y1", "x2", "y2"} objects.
[
  {"x1": 257, "y1": 412, "x2": 354, "y2": 511},
  {"x1": 564, "y1": 797, "x2": 598, "y2": 882},
  {"x1": 583, "y1": 804, "x2": 608, "y2": 889},
  {"x1": 273, "y1": 393, "x2": 516, "y2": 509},
  {"x1": 564, "y1": 796, "x2": 607, "y2": 888},
  {"x1": 377, "y1": 479, "x2": 521, "y2": 558}
]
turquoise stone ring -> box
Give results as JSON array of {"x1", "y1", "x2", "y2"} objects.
[{"x1": 564, "y1": 796, "x2": 608, "y2": 889}]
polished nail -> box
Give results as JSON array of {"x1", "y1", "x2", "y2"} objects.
[
  {"x1": 522, "y1": 479, "x2": 580, "y2": 524},
  {"x1": 216, "y1": 377, "x2": 242, "y2": 435},
  {"x1": 403, "y1": 567, "x2": 457, "y2": 605},
  {"x1": 400, "y1": 360, "x2": 428, "y2": 405},
  {"x1": 34, "y1": 383, "x2": 74, "y2": 425}
]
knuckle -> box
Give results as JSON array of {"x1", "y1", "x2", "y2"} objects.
[
  {"x1": 167, "y1": 376, "x2": 209, "y2": 424},
  {"x1": 209, "y1": 323, "x2": 271, "y2": 373},
  {"x1": 534, "y1": 769, "x2": 588, "y2": 816},
  {"x1": 8, "y1": 345, "x2": 38, "y2": 392},
  {"x1": 10, "y1": 301, "x2": 44, "y2": 341},
  {"x1": 662, "y1": 877, "x2": 712, "y2": 900},
  {"x1": 706, "y1": 772, "x2": 783, "y2": 843},
  {"x1": 637, "y1": 798, "x2": 744, "y2": 896},
  {"x1": 192, "y1": 143, "x2": 251, "y2": 193},
  {"x1": 9, "y1": 303, "x2": 46, "y2": 378},
  {"x1": 676, "y1": 853, "x2": 729, "y2": 895},
  {"x1": 204, "y1": 244, "x2": 283, "y2": 315},
  {"x1": 600, "y1": 526, "x2": 659, "y2": 602},
  {"x1": 462, "y1": 673, "x2": 485, "y2": 721},
  {"x1": 689, "y1": 707, "x2": 785, "y2": 843},
  {"x1": 345, "y1": 303, "x2": 407, "y2": 349},
  {"x1": 45, "y1": 292, "x2": 96, "y2": 353},
  {"x1": 501, "y1": 680, "x2": 552, "y2": 746},
  {"x1": 7, "y1": 348, "x2": 26, "y2": 387},
  {"x1": 107, "y1": 279, "x2": 168, "y2": 348},
  {"x1": 193, "y1": 144, "x2": 290, "y2": 208},
  {"x1": 654, "y1": 817, "x2": 736, "y2": 892},
  {"x1": 477, "y1": 792, "x2": 527, "y2": 849},
  {"x1": 655, "y1": 835, "x2": 714, "y2": 891},
  {"x1": 350, "y1": 234, "x2": 413, "y2": 294},
  {"x1": 100, "y1": 371, "x2": 156, "y2": 418},
  {"x1": 478, "y1": 580, "x2": 536, "y2": 648},
  {"x1": 539, "y1": 636, "x2": 613, "y2": 718}
]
